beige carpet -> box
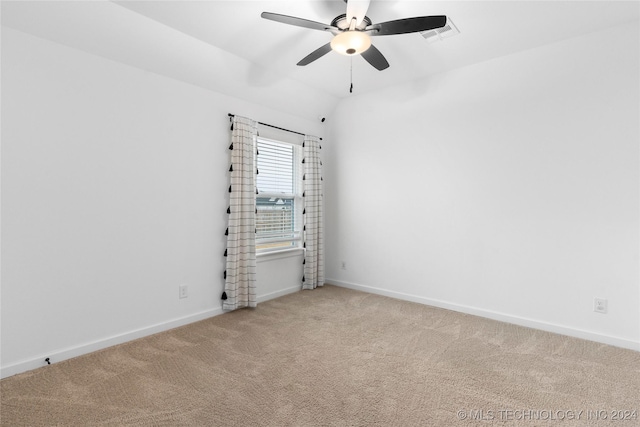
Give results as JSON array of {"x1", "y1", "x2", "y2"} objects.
[{"x1": 2, "y1": 285, "x2": 639, "y2": 426}]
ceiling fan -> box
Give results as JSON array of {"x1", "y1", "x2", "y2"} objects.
[{"x1": 261, "y1": 0, "x2": 447, "y2": 71}]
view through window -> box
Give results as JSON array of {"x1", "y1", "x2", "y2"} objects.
[{"x1": 255, "y1": 137, "x2": 302, "y2": 252}]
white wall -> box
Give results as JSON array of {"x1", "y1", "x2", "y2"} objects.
[
  {"x1": 324, "y1": 21, "x2": 640, "y2": 349},
  {"x1": 1, "y1": 28, "x2": 318, "y2": 377}
]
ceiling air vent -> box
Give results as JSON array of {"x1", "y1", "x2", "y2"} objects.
[{"x1": 420, "y1": 18, "x2": 459, "y2": 43}]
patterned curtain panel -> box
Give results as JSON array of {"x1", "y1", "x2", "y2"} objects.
[
  {"x1": 302, "y1": 135, "x2": 324, "y2": 290},
  {"x1": 223, "y1": 116, "x2": 257, "y2": 310}
]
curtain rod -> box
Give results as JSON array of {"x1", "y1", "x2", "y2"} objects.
[{"x1": 228, "y1": 113, "x2": 322, "y2": 140}]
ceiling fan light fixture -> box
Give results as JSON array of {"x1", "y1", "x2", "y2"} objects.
[{"x1": 330, "y1": 31, "x2": 371, "y2": 56}]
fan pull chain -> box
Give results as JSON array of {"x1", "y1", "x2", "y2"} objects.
[{"x1": 349, "y1": 57, "x2": 354, "y2": 93}]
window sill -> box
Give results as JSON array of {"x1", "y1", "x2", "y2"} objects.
[{"x1": 256, "y1": 247, "x2": 304, "y2": 263}]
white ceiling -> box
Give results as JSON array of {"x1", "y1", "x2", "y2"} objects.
[
  {"x1": 2, "y1": 1, "x2": 639, "y2": 109},
  {"x1": 113, "y1": 0, "x2": 640, "y2": 97}
]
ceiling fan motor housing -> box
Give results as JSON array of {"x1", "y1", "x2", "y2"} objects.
[{"x1": 330, "y1": 14, "x2": 371, "y2": 30}]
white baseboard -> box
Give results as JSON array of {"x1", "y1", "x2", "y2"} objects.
[
  {"x1": 1, "y1": 307, "x2": 223, "y2": 379},
  {"x1": 256, "y1": 285, "x2": 301, "y2": 303},
  {"x1": 327, "y1": 278, "x2": 640, "y2": 352},
  {"x1": 1, "y1": 286, "x2": 301, "y2": 379}
]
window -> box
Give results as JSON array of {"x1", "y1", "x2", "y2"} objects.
[{"x1": 255, "y1": 137, "x2": 302, "y2": 252}]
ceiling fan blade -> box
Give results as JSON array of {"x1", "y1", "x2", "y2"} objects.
[
  {"x1": 261, "y1": 12, "x2": 335, "y2": 32},
  {"x1": 368, "y1": 15, "x2": 447, "y2": 36},
  {"x1": 297, "y1": 43, "x2": 333, "y2": 66},
  {"x1": 346, "y1": 0, "x2": 371, "y2": 27},
  {"x1": 361, "y1": 44, "x2": 389, "y2": 71}
]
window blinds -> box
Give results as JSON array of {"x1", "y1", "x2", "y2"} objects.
[{"x1": 255, "y1": 138, "x2": 301, "y2": 251}]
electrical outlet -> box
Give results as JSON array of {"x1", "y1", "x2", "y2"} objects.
[
  {"x1": 179, "y1": 284, "x2": 188, "y2": 299},
  {"x1": 593, "y1": 298, "x2": 607, "y2": 314},
  {"x1": 341, "y1": 261, "x2": 347, "y2": 270}
]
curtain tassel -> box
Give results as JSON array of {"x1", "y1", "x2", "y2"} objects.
[
  {"x1": 225, "y1": 228, "x2": 229, "y2": 236},
  {"x1": 221, "y1": 291, "x2": 228, "y2": 300},
  {"x1": 224, "y1": 249, "x2": 227, "y2": 257},
  {"x1": 227, "y1": 206, "x2": 231, "y2": 214},
  {"x1": 229, "y1": 164, "x2": 233, "y2": 172},
  {"x1": 229, "y1": 185, "x2": 232, "y2": 193},
  {"x1": 224, "y1": 270, "x2": 227, "y2": 279},
  {"x1": 228, "y1": 142, "x2": 233, "y2": 150}
]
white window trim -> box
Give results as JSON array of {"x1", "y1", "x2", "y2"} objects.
[
  {"x1": 255, "y1": 136, "x2": 303, "y2": 254},
  {"x1": 256, "y1": 247, "x2": 305, "y2": 263}
]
